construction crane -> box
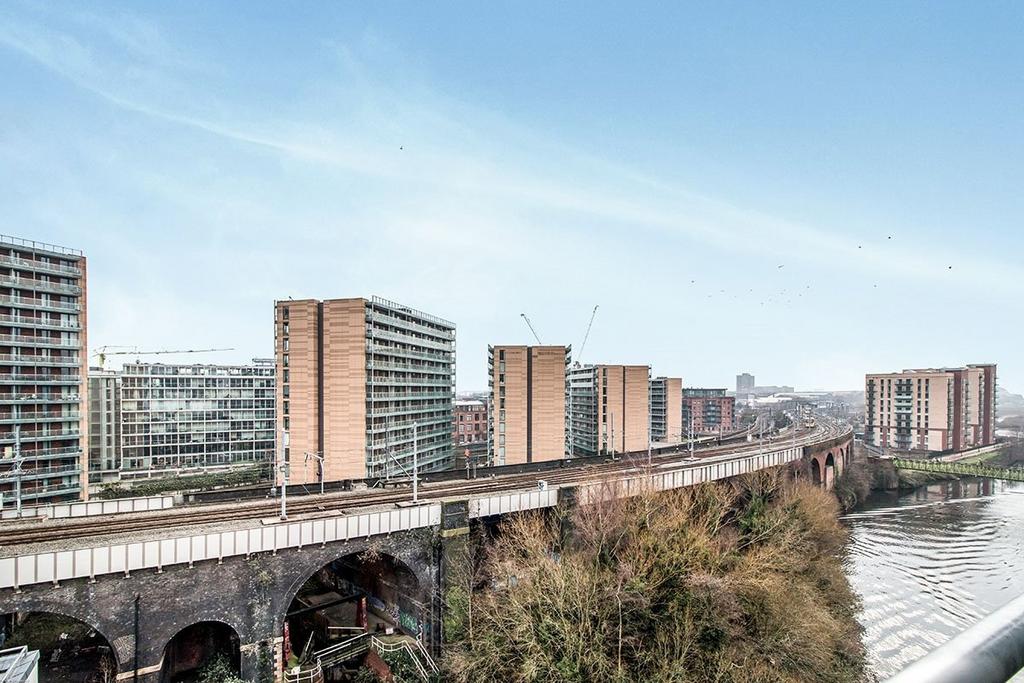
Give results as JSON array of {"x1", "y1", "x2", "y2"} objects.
[
  {"x1": 576, "y1": 305, "x2": 599, "y2": 366},
  {"x1": 519, "y1": 313, "x2": 543, "y2": 345},
  {"x1": 92, "y1": 346, "x2": 235, "y2": 370}
]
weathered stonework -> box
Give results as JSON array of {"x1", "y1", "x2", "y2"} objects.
[{"x1": 0, "y1": 527, "x2": 439, "y2": 682}]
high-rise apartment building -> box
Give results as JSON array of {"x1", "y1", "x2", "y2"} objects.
[
  {"x1": 650, "y1": 376, "x2": 683, "y2": 443},
  {"x1": 275, "y1": 296, "x2": 455, "y2": 483},
  {"x1": 115, "y1": 361, "x2": 275, "y2": 479},
  {"x1": 0, "y1": 235, "x2": 87, "y2": 505},
  {"x1": 682, "y1": 388, "x2": 736, "y2": 434},
  {"x1": 568, "y1": 364, "x2": 650, "y2": 456},
  {"x1": 736, "y1": 373, "x2": 755, "y2": 396},
  {"x1": 87, "y1": 368, "x2": 120, "y2": 484},
  {"x1": 487, "y1": 345, "x2": 569, "y2": 465},
  {"x1": 865, "y1": 364, "x2": 997, "y2": 452}
]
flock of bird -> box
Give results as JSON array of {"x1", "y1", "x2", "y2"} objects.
[{"x1": 686, "y1": 234, "x2": 957, "y2": 307}]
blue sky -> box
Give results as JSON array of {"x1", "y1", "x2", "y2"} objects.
[{"x1": 1, "y1": 1, "x2": 1022, "y2": 392}]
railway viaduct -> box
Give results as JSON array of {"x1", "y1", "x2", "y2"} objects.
[{"x1": 0, "y1": 426, "x2": 852, "y2": 682}]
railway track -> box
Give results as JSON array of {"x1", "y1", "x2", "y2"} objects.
[{"x1": 0, "y1": 421, "x2": 848, "y2": 548}]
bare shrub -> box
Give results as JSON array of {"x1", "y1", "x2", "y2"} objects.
[{"x1": 446, "y1": 477, "x2": 866, "y2": 683}]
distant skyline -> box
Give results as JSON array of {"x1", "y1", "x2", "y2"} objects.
[{"x1": 1, "y1": 2, "x2": 1021, "y2": 392}]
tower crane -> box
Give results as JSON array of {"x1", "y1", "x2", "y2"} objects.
[
  {"x1": 575, "y1": 305, "x2": 599, "y2": 367},
  {"x1": 519, "y1": 313, "x2": 543, "y2": 345},
  {"x1": 92, "y1": 346, "x2": 235, "y2": 370}
]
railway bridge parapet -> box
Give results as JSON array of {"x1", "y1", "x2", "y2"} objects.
[{"x1": 0, "y1": 425, "x2": 852, "y2": 681}]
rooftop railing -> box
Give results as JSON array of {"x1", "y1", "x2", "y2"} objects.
[{"x1": 0, "y1": 234, "x2": 82, "y2": 257}]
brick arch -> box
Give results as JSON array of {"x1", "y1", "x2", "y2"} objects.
[
  {"x1": 160, "y1": 619, "x2": 241, "y2": 683},
  {"x1": 803, "y1": 432, "x2": 853, "y2": 491},
  {"x1": 1, "y1": 592, "x2": 129, "y2": 671},
  {"x1": 0, "y1": 527, "x2": 439, "y2": 682},
  {"x1": 825, "y1": 452, "x2": 836, "y2": 489},
  {"x1": 273, "y1": 532, "x2": 435, "y2": 638}
]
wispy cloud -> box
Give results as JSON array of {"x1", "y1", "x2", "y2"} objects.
[
  {"x1": 1, "y1": 3, "x2": 1020, "y2": 389},
  {"x1": 2, "y1": 8, "x2": 1019, "y2": 296}
]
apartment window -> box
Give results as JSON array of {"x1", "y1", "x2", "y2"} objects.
[
  {"x1": 283, "y1": 370, "x2": 289, "y2": 383},
  {"x1": 283, "y1": 323, "x2": 289, "y2": 335},
  {"x1": 283, "y1": 339, "x2": 290, "y2": 351},
  {"x1": 282, "y1": 307, "x2": 289, "y2": 320},
  {"x1": 283, "y1": 355, "x2": 289, "y2": 367},
  {"x1": 499, "y1": 350, "x2": 505, "y2": 361}
]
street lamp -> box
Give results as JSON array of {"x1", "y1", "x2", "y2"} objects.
[
  {"x1": 278, "y1": 428, "x2": 290, "y2": 520},
  {"x1": 305, "y1": 451, "x2": 325, "y2": 496},
  {"x1": 412, "y1": 421, "x2": 419, "y2": 504},
  {"x1": 0, "y1": 426, "x2": 24, "y2": 517}
]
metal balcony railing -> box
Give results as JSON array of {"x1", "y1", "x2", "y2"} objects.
[
  {"x1": 0, "y1": 252, "x2": 81, "y2": 277},
  {"x1": 887, "y1": 591, "x2": 1024, "y2": 683},
  {"x1": 13, "y1": 445, "x2": 83, "y2": 460},
  {"x1": 0, "y1": 295, "x2": 79, "y2": 313},
  {"x1": 367, "y1": 343, "x2": 452, "y2": 364},
  {"x1": 0, "y1": 645, "x2": 37, "y2": 682},
  {"x1": 0, "y1": 314, "x2": 80, "y2": 330},
  {"x1": 0, "y1": 354, "x2": 79, "y2": 366},
  {"x1": 0, "y1": 411, "x2": 79, "y2": 424},
  {"x1": 0, "y1": 427, "x2": 80, "y2": 442},
  {"x1": 368, "y1": 309, "x2": 455, "y2": 341},
  {"x1": 0, "y1": 275, "x2": 80, "y2": 295},
  {"x1": 370, "y1": 329, "x2": 453, "y2": 352},
  {"x1": 13, "y1": 463, "x2": 81, "y2": 481},
  {"x1": 0, "y1": 394, "x2": 80, "y2": 404},
  {"x1": 0, "y1": 373, "x2": 80, "y2": 384},
  {"x1": 0, "y1": 334, "x2": 79, "y2": 347}
]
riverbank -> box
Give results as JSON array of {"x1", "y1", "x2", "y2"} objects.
[{"x1": 851, "y1": 441, "x2": 1022, "y2": 498}]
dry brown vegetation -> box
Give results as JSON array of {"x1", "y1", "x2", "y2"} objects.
[{"x1": 445, "y1": 471, "x2": 866, "y2": 683}]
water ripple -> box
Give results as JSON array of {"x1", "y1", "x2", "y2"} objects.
[{"x1": 845, "y1": 480, "x2": 1024, "y2": 679}]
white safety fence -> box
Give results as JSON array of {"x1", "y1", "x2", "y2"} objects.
[
  {"x1": 0, "y1": 495, "x2": 174, "y2": 521},
  {"x1": 577, "y1": 447, "x2": 802, "y2": 505},
  {"x1": 470, "y1": 487, "x2": 558, "y2": 518},
  {"x1": 469, "y1": 446, "x2": 805, "y2": 518},
  {"x1": 0, "y1": 443, "x2": 822, "y2": 592},
  {"x1": 0, "y1": 503, "x2": 441, "y2": 591}
]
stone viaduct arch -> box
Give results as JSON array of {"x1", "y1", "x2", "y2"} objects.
[{"x1": 1, "y1": 529, "x2": 436, "y2": 682}]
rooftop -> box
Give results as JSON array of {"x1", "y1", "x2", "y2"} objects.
[{"x1": 0, "y1": 233, "x2": 83, "y2": 258}]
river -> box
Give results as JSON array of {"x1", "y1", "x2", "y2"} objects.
[{"x1": 843, "y1": 479, "x2": 1024, "y2": 680}]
